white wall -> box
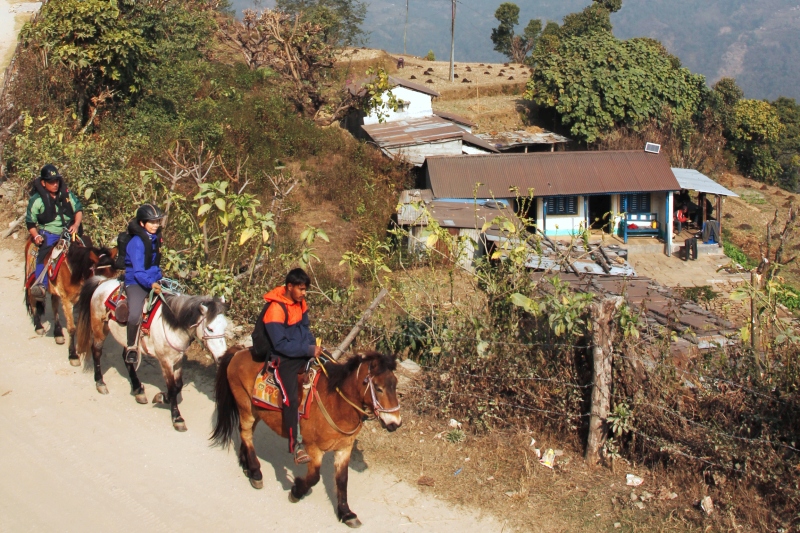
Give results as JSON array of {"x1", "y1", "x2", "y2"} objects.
[
  {"x1": 363, "y1": 87, "x2": 433, "y2": 125},
  {"x1": 536, "y1": 196, "x2": 587, "y2": 237},
  {"x1": 388, "y1": 139, "x2": 463, "y2": 166}
]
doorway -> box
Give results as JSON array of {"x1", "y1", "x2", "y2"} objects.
[{"x1": 588, "y1": 195, "x2": 612, "y2": 232}]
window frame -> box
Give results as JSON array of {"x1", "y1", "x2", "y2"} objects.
[
  {"x1": 545, "y1": 195, "x2": 578, "y2": 216},
  {"x1": 623, "y1": 193, "x2": 651, "y2": 214}
]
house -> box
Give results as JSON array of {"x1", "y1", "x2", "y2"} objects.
[
  {"x1": 397, "y1": 189, "x2": 518, "y2": 271},
  {"x1": 344, "y1": 76, "x2": 441, "y2": 133},
  {"x1": 362, "y1": 116, "x2": 498, "y2": 166},
  {"x1": 423, "y1": 150, "x2": 682, "y2": 255}
]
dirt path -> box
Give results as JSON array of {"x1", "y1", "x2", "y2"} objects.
[{"x1": 0, "y1": 246, "x2": 499, "y2": 532}]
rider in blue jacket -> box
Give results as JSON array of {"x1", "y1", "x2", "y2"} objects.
[{"x1": 123, "y1": 204, "x2": 164, "y2": 364}]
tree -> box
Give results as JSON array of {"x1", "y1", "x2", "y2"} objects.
[
  {"x1": 772, "y1": 97, "x2": 800, "y2": 190},
  {"x1": 275, "y1": 0, "x2": 367, "y2": 46},
  {"x1": 21, "y1": 0, "x2": 149, "y2": 124},
  {"x1": 490, "y1": 2, "x2": 543, "y2": 64},
  {"x1": 526, "y1": 32, "x2": 707, "y2": 143},
  {"x1": 728, "y1": 99, "x2": 784, "y2": 183},
  {"x1": 560, "y1": 0, "x2": 621, "y2": 39}
]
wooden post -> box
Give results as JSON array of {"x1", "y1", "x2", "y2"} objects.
[
  {"x1": 585, "y1": 296, "x2": 623, "y2": 464},
  {"x1": 2, "y1": 215, "x2": 25, "y2": 239},
  {"x1": 330, "y1": 288, "x2": 389, "y2": 360},
  {"x1": 717, "y1": 195, "x2": 723, "y2": 248}
]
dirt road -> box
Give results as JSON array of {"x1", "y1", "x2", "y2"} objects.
[{"x1": 0, "y1": 247, "x2": 498, "y2": 532}]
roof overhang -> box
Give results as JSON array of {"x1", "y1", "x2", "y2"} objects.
[{"x1": 671, "y1": 168, "x2": 739, "y2": 197}]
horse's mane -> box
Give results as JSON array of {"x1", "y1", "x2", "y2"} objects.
[
  {"x1": 66, "y1": 245, "x2": 116, "y2": 284},
  {"x1": 325, "y1": 351, "x2": 396, "y2": 393},
  {"x1": 160, "y1": 293, "x2": 227, "y2": 331}
]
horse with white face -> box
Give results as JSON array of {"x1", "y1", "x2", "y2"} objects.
[{"x1": 76, "y1": 276, "x2": 229, "y2": 431}]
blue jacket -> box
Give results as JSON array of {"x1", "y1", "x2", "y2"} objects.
[{"x1": 124, "y1": 233, "x2": 163, "y2": 288}]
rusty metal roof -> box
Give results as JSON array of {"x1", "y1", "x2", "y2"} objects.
[
  {"x1": 461, "y1": 132, "x2": 500, "y2": 153},
  {"x1": 432, "y1": 110, "x2": 476, "y2": 128},
  {"x1": 362, "y1": 116, "x2": 463, "y2": 149},
  {"x1": 425, "y1": 151, "x2": 680, "y2": 198},
  {"x1": 476, "y1": 129, "x2": 571, "y2": 149}
]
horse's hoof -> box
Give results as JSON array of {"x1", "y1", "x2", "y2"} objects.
[
  {"x1": 173, "y1": 418, "x2": 187, "y2": 432},
  {"x1": 35, "y1": 328, "x2": 45, "y2": 336},
  {"x1": 68, "y1": 357, "x2": 81, "y2": 367},
  {"x1": 55, "y1": 336, "x2": 65, "y2": 345},
  {"x1": 96, "y1": 383, "x2": 109, "y2": 395},
  {"x1": 343, "y1": 517, "x2": 362, "y2": 528},
  {"x1": 134, "y1": 392, "x2": 148, "y2": 404},
  {"x1": 288, "y1": 488, "x2": 310, "y2": 503},
  {"x1": 249, "y1": 478, "x2": 263, "y2": 490},
  {"x1": 152, "y1": 392, "x2": 166, "y2": 404}
]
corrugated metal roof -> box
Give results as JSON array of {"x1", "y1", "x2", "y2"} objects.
[
  {"x1": 425, "y1": 151, "x2": 680, "y2": 198},
  {"x1": 672, "y1": 168, "x2": 739, "y2": 197},
  {"x1": 461, "y1": 132, "x2": 500, "y2": 153},
  {"x1": 476, "y1": 130, "x2": 571, "y2": 149},
  {"x1": 347, "y1": 75, "x2": 441, "y2": 98},
  {"x1": 432, "y1": 110, "x2": 476, "y2": 127},
  {"x1": 362, "y1": 116, "x2": 463, "y2": 149}
]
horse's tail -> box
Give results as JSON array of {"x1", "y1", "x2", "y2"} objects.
[
  {"x1": 210, "y1": 347, "x2": 241, "y2": 448},
  {"x1": 76, "y1": 276, "x2": 103, "y2": 354}
]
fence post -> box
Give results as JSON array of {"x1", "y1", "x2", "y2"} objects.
[{"x1": 585, "y1": 296, "x2": 623, "y2": 464}]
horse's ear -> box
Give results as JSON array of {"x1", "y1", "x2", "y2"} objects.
[
  {"x1": 109, "y1": 248, "x2": 118, "y2": 260},
  {"x1": 200, "y1": 304, "x2": 208, "y2": 316},
  {"x1": 88, "y1": 251, "x2": 100, "y2": 264}
]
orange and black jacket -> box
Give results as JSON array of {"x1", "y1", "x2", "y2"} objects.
[{"x1": 262, "y1": 286, "x2": 316, "y2": 359}]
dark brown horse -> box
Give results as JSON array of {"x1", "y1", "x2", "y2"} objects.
[
  {"x1": 211, "y1": 348, "x2": 402, "y2": 527},
  {"x1": 24, "y1": 237, "x2": 118, "y2": 365}
]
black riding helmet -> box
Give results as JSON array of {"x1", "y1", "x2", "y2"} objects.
[
  {"x1": 136, "y1": 203, "x2": 165, "y2": 223},
  {"x1": 40, "y1": 164, "x2": 62, "y2": 181}
]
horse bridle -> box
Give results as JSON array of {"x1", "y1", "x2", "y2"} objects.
[{"x1": 356, "y1": 363, "x2": 400, "y2": 419}]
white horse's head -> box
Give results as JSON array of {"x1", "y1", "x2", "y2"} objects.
[{"x1": 197, "y1": 303, "x2": 228, "y2": 363}]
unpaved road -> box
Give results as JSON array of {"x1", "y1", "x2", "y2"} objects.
[{"x1": 0, "y1": 246, "x2": 499, "y2": 532}]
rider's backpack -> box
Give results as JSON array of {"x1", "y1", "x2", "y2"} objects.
[
  {"x1": 114, "y1": 231, "x2": 131, "y2": 271},
  {"x1": 250, "y1": 301, "x2": 288, "y2": 362}
]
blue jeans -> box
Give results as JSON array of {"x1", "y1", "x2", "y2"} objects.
[{"x1": 33, "y1": 231, "x2": 62, "y2": 288}]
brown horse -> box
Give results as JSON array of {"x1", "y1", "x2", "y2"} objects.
[
  {"x1": 211, "y1": 347, "x2": 402, "y2": 528},
  {"x1": 24, "y1": 236, "x2": 118, "y2": 365}
]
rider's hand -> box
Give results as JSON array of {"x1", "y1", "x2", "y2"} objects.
[
  {"x1": 68, "y1": 223, "x2": 78, "y2": 235},
  {"x1": 313, "y1": 345, "x2": 323, "y2": 358},
  {"x1": 33, "y1": 234, "x2": 43, "y2": 245},
  {"x1": 151, "y1": 282, "x2": 162, "y2": 295}
]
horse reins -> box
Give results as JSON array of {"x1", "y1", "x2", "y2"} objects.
[{"x1": 312, "y1": 358, "x2": 399, "y2": 435}]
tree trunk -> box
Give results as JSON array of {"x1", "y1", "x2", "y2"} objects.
[{"x1": 585, "y1": 296, "x2": 623, "y2": 465}]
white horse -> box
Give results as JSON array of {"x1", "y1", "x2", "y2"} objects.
[{"x1": 76, "y1": 276, "x2": 229, "y2": 431}]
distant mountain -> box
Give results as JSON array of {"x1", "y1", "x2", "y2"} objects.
[{"x1": 229, "y1": 0, "x2": 800, "y2": 101}]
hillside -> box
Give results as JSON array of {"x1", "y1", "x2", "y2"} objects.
[{"x1": 231, "y1": 0, "x2": 800, "y2": 101}]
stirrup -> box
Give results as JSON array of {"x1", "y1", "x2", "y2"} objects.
[
  {"x1": 294, "y1": 445, "x2": 310, "y2": 465},
  {"x1": 124, "y1": 347, "x2": 139, "y2": 365}
]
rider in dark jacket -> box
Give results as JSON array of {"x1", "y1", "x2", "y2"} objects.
[
  {"x1": 263, "y1": 268, "x2": 322, "y2": 465},
  {"x1": 123, "y1": 204, "x2": 164, "y2": 364}
]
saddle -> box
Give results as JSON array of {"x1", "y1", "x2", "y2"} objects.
[
  {"x1": 104, "y1": 286, "x2": 161, "y2": 331},
  {"x1": 252, "y1": 359, "x2": 320, "y2": 416}
]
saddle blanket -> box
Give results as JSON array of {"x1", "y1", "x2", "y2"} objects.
[
  {"x1": 47, "y1": 248, "x2": 67, "y2": 283},
  {"x1": 252, "y1": 363, "x2": 319, "y2": 417},
  {"x1": 104, "y1": 286, "x2": 161, "y2": 330}
]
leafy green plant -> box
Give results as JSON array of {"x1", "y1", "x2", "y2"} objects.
[
  {"x1": 445, "y1": 429, "x2": 465, "y2": 443},
  {"x1": 607, "y1": 402, "x2": 635, "y2": 437},
  {"x1": 424, "y1": 50, "x2": 435, "y2": 61}
]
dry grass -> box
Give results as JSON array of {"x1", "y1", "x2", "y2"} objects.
[{"x1": 356, "y1": 408, "x2": 742, "y2": 532}]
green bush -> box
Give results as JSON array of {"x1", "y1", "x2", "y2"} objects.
[{"x1": 424, "y1": 50, "x2": 435, "y2": 61}]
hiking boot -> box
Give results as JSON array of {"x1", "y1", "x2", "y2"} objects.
[
  {"x1": 124, "y1": 348, "x2": 139, "y2": 365},
  {"x1": 30, "y1": 283, "x2": 46, "y2": 301},
  {"x1": 294, "y1": 445, "x2": 310, "y2": 465}
]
